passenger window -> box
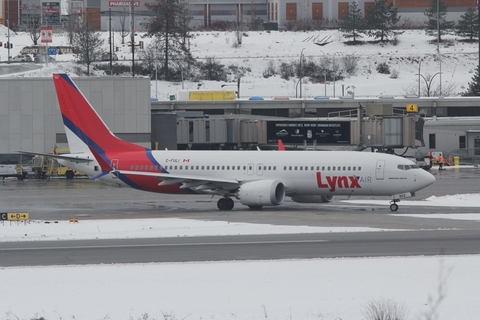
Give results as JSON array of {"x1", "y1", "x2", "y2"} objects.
[
  {"x1": 174, "y1": 166, "x2": 177, "y2": 170},
  {"x1": 332, "y1": 166, "x2": 335, "y2": 171},
  {"x1": 358, "y1": 166, "x2": 361, "y2": 171},
  {"x1": 273, "y1": 166, "x2": 276, "y2": 170},
  {"x1": 222, "y1": 166, "x2": 225, "y2": 170},
  {"x1": 299, "y1": 166, "x2": 303, "y2": 170},
  {"x1": 343, "y1": 166, "x2": 346, "y2": 170},
  {"x1": 321, "y1": 166, "x2": 324, "y2": 170},
  {"x1": 294, "y1": 166, "x2": 298, "y2": 170},
  {"x1": 348, "y1": 166, "x2": 351, "y2": 171},
  {"x1": 284, "y1": 166, "x2": 287, "y2": 170},
  {"x1": 353, "y1": 167, "x2": 356, "y2": 171},
  {"x1": 201, "y1": 166, "x2": 204, "y2": 170},
  {"x1": 227, "y1": 166, "x2": 230, "y2": 170},
  {"x1": 130, "y1": 165, "x2": 134, "y2": 170},
  {"x1": 327, "y1": 166, "x2": 330, "y2": 170},
  {"x1": 207, "y1": 166, "x2": 210, "y2": 170}
]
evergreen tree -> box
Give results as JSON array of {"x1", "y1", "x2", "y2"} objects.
[
  {"x1": 339, "y1": 1, "x2": 365, "y2": 42},
  {"x1": 147, "y1": 0, "x2": 193, "y2": 81},
  {"x1": 463, "y1": 65, "x2": 480, "y2": 96},
  {"x1": 366, "y1": 0, "x2": 400, "y2": 41},
  {"x1": 424, "y1": 0, "x2": 454, "y2": 41},
  {"x1": 455, "y1": 7, "x2": 479, "y2": 41}
]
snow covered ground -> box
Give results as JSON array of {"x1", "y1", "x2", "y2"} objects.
[
  {"x1": 2, "y1": 26, "x2": 480, "y2": 320},
  {"x1": 1, "y1": 194, "x2": 480, "y2": 320},
  {"x1": 1, "y1": 26, "x2": 478, "y2": 99}
]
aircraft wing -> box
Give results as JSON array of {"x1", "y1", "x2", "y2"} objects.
[
  {"x1": 16, "y1": 151, "x2": 94, "y2": 163},
  {"x1": 114, "y1": 169, "x2": 241, "y2": 192}
]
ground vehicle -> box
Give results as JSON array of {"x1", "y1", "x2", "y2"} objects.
[
  {"x1": 11, "y1": 54, "x2": 32, "y2": 62},
  {"x1": 13, "y1": 24, "x2": 28, "y2": 32},
  {"x1": 31, "y1": 146, "x2": 85, "y2": 179},
  {"x1": 34, "y1": 54, "x2": 55, "y2": 63},
  {"x1": 101, "y1": 52, "x2": 118, "y2": 61},
  {"x1": 0, "y1": 164, "x2": 28, "y2": 180}
]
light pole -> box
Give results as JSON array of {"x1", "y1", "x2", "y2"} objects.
[
  {"x1": 7, "y1": 0, "x2": 10, "y2": 64},
  {"x1": 319, "y1": 50, "x2": 328, "y2": 97},
  {"x1": 221, "y1": 78, "x2": 241, "y2": 98},
  {"x1": 417, "y1": 72, "x2": 441, "y2": 97},
  {"x1": 299, "y1": 48, "x2": 306, "y2": 98}
]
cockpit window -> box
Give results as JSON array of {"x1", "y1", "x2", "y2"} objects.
[{"x1": 398, "y1": 164, "x2": 420, "y2": 170}]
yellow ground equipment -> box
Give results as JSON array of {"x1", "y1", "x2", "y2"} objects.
[{"x1": 31, "y1": 146, "x2": 85, "y2": 179}]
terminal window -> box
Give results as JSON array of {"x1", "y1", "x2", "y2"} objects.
[{"x1": 429, "y1": 134, "x2": 436, "y2": 149}]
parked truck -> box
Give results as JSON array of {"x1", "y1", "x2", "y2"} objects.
[
  {"x1": 31, "y1": 146, "x2": 85, "y2": 179},
  {"x1": 0, "y1": 164, "x2": 29, "y2": 180}
]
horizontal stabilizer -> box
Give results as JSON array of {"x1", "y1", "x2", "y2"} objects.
[{"x1": 16, "y1": 151, "x2": 93, "y2": 163}]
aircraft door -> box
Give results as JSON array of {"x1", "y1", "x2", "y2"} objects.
[
  {"x1": 257, "y1": 163, "x2": 264, "y2": 176},
  {"x1": 247, "y1": 163, "x2": 254, "y2": 176},
  {"x1": 110, "y1": 159, "x2": 119, "y2": 179},
  {"x1": 375, "y1": 160, "x2": 385, "y2": 180},
  {"x1": 111, "y1": 159, "x2": 119, "y2": 170}
]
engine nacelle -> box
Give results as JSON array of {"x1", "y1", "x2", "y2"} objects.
[
  {"x1": 237, "y1": 180, "x2": 285, "y2": 207},
  {"x1": 291, "y1": 195, "x2": 334, "y2": 203}
]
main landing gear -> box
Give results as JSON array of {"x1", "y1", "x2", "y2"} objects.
[
  {"x1": 389, "y1": 199, "x2": 399, "y2": 211},
  {"x1": 217, "y1": 197, "x2": 234, "y2": 211}
]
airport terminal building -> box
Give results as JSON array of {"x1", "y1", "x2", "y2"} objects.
[{"x1": 1, "y1": 77, "x2": 480, "y2": 166}]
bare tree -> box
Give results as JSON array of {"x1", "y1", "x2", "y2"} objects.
[
  {"x1": 117, "y1": 9, "x2": 130, "y2": 45},
  {"x1": 73, "y1": 15, "x2": 105, "y2": 75},
  {"x1": 147, "y1": 0, "x2": 193, "y2": 81},
  {"x1": 232, "y1": 6, "x2": 245, "y2": 48},
  {"x1": 64, "y1": 7, "x2": 82, "y2": 45},
  {"x1": 364, "y1": 297, "x2": 408, "y2": 320},
  {"x1": 22, "y1": 4, "x2": 42, "y2": 45}
]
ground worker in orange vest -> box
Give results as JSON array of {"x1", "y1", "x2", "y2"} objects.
[{"x1": 437, "y1": 153, "x2": 444, "y2": 170}]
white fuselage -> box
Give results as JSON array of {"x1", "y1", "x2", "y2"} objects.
[{"x1": 59, "y1": 150, "x2": 435, "y2": 197}]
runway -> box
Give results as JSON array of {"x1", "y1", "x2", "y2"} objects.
[
  {"x1": 1, "y1": 230, "x2": 480, "y2": 267},
  {"x1": 1, "y1": 167, "x2": 479, "y2": 267}
]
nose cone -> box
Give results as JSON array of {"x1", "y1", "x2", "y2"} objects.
[{"x1": 419, "y1": 170, "x2": 436, "y2": 189}]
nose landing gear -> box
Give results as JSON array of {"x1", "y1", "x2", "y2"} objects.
[{"x1": 389, "y1": 199, "x2": 399, "y2": 211}]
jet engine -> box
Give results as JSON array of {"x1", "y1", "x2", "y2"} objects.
[
  {"x1": 237, "y1": 180, "x2": 285, "y2": 207},
  {"x1": 290, "y1": 195, "x2": 334, "y2": 203}
]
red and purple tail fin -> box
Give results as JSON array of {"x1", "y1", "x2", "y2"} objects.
[{"x1": 52, "y1": 73, "x2": 146, "y2": 155}]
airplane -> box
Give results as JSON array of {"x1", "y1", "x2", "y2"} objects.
[{"x1": 34, "y1": 73, "x2": 435, "y2": 212}]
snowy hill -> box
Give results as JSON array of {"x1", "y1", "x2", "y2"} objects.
[{"x1": 1, "y1": 25, "x2": 477, "y2": 100}]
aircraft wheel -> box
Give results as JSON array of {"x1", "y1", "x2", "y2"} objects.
[
  {"x1": 66, "y1": 170, "x2": 74, "y2": 179},
  {"x1": 390, "y1": 203, "x2": 399, "y2": 211},
  {"x1": 217, "y1": 197, "x2": 234, "y2": 211}
]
